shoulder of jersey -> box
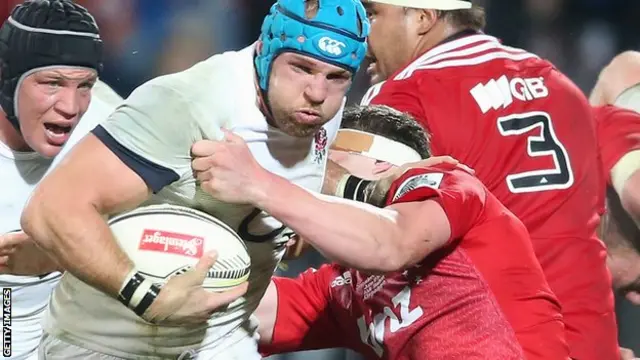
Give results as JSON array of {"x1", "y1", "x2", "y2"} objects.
[
  {"x1": 391, "y1": 35, "x2": 540, "y2": 82},
  {"x1": 390, "y1": 168, "x2": 446, "y2": 202},
  {"x1": 140, "y1": 49, "x2": 249, "y2": 113},
  {"x1": 92, "y1": 80, "x2": 124, "y2": 107}
]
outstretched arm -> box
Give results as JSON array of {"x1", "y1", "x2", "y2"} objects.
[{"x1": 192, "y1": 133, "x2": 452, "y2": 273}]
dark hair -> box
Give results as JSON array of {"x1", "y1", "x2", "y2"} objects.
[
  {"x1": 439, "y1": 6, "x2": 486, "y2": 32},
  {"x1": 341, "y1": 105, "x2": 431, "y2": 159},
  {"x1": 602, "y1": 186, "x2": 640, "y2": 251}
]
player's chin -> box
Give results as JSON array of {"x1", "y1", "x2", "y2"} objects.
[
  {"x1": 30, "y1": 137, "x2": 64, "y2": 158},
  {"x1": 285, "y1": 115, "x2": 324, "y2": 137}
]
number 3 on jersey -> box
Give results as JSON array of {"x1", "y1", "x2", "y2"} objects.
[{"x1": 497, "y1": 111, "x2": 574, "y2": 193}]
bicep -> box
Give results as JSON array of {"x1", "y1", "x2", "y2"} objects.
[
  {"x1": 255, "y1": 281, "x2": 278, "y2": 344},
  {"x1": 95, "y1": 81, "x2": 204, "y2": 192},
  {"x1": 388, "y1": 200, "x2": 451, "y2": 266},
  {"x1": 39, "y1": 134, "x2": 150, "y2": 215}
]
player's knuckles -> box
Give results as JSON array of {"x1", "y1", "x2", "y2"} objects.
[{"x1": 191, "y1": 140, "x2": 218, "y2": 156}]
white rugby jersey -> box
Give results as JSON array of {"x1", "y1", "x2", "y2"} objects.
[
  {"x1": 0, "y1": 80, "x2": 121, "y2": 360},
  {"x1": 45, "y1": 44, "x2": 343, "y2": 359}
]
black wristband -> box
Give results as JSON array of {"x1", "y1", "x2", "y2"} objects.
[
  {"x1": 118, "y1": 272, "x2": 144, "y2": 307},
  {"x1": 343, "y1": 175, "x2": 372, "y2": 203},
  {"x1": 133, "y1": 283, "x2": 161, "y2": 316}
]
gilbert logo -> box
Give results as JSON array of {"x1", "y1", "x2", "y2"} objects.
[
  {"x1": 318, "y1": 36, "x2": 345, "y2": 57},
  {"x1": 139, "y1": 230, "x2": 204, "y2": 258}
]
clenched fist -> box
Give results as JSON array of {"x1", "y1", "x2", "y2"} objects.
[{"x1": 191, "y1": 129, "x2": 271, "y2": 205}]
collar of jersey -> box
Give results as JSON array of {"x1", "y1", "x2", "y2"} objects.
[
  {"x1": 390, "y1": 32, "x2": 499, "y2": 81},
  {"x1": 0, "y1": 140, "x2": 43, "y2": 161}
]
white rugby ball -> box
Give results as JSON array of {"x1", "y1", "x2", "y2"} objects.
[{"x1": 108, "y1": 204, "x2": 251, "y2": 291}]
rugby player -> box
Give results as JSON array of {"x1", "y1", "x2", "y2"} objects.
[
  {"x1": 195, "y1": 104, "x2": 569, "y2": 359},
  {"x1": 590, "y1": 51, "x2": 640, "y2": 306},
  {"x1": 0, "y1": 1, "x2": 107, "y2": 358},
  {"x1": 349, "y1": 0, "x2": 616, "y2": 358},
  {"x1": 20, "y1": 0, "x2": 370, "y2": 359}
]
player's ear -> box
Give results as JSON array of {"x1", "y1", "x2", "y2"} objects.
[{"x1": 414, "y1": 9, "x2": 439, "y2": 36}]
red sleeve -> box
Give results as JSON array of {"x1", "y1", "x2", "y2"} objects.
[
  {"x1": 259, "y1": 264, "x2": 346, "y2": 355},
  {"x1": 386, "y1": 166, "x2": 487, "y2": 241},
  {"x1": 595, "y1": 105, "x2": 640, "y2": 185}
]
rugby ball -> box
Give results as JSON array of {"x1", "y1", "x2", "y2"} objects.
[{"x1": 108, "y1": 204, "x2": 251, "y2": 291}]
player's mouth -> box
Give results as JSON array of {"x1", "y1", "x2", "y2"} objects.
[
  {"x1": 294, "y1": 109, "x2": 322, "y2": 124},
  {"x1": 43, "y1": 122, "x2": 73, "y2": 146}
]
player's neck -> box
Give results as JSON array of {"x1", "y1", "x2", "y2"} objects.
[
  {"x1": 0, "y1": 111, "x2": 29, "y2": 151},
  {"x1": 411, "y1": 23, "x2": 465, "y2": 61}
]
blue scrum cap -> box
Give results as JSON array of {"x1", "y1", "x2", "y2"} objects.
[{"x1": 255, "y1": 0, "x2": 370, "y2": 91}]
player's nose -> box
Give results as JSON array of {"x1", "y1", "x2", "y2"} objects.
[
  {"x1": 304, "y1": 74, "x2": 329, "y2": 105},
  {"x1": 54, "y1": 87, "x2": 82, "y2": 119}
]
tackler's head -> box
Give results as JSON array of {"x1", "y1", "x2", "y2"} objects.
[
  {"x1": 363, "y1": 0, "x2": 484, "y2": 85},
  {"x1": 329, "y1": 104, "x2": 430, "y2": 180},
  {"x1": 255, "y1": 0, "x2": 370, "y2": 138},
  {"x1": 0, "y1": 0, "x2": 103, "y2": 158}
]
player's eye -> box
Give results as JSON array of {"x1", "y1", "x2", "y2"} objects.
[
  {"x1": 292, "y1": 64, "x2": 313, "y2": 74},
  {"x1": 42, "y1": 80, "x2": 63, "y2": 88},
  {"x1": 79, "y1": 81, "x2": 95, "y2": 89},
  {"x1": 327, "y1": 73, "x2": 351, "y2": 83}
]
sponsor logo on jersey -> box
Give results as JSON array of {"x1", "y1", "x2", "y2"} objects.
[
  {"x1": 331, "y1": 271, "x2": 353, "y2": 288},
  {"x1": 139, "y1": 229, "x2": 204, "y2": 258},
  {"x1": 392, "y1": 173, "x2": 444, "y2": 202},
  {"x1": 357, "y1": 275, "x2": 385, "y2": 300},
  {"x1": 470, "y1": 75, "x2": 549, "y2": 113},
  {"x1": 317, "y1": 36, "x2": 346, "y2": 57}
]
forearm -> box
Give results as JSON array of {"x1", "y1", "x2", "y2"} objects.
[
  {"x1": 255, "y1": 280, "x2": 278, "y2": 344},
  {"x1": 21, "y1": 199, "x2": 134, "y2": 297},
  {"x1": 255, "y1": 173, "x2": 404, "y2": 273}
]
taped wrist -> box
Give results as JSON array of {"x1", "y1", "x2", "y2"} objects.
[
  {"x1": 338, "y1": 175, "x2": 372, "y2": 203},
  {"x1": 118, "y1": 270, "x2": 161, "y2": 316}
]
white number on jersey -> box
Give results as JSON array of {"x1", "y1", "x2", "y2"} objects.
[
  {"x1": 497, "y1": 111, "x2": 574, "y2": 193},
  {"x1": 357, "y1": 286, "x2": 424, "y2": 357}
]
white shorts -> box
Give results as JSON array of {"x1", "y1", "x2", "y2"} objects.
[{"x1": 39, "y1": 332, "x2": 262, "y2": 360}]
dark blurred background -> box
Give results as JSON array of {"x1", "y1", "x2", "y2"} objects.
[{"x1": 2, "y1": 0, "x2": 639, "y2": 358}]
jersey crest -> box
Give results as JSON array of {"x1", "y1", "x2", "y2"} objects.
[
  {"x1": 393, "y1": 173, "x2": 444, "y2": 202},
  {"x1": 314, "y1": 127, "x2": 328, "y2": 164}
]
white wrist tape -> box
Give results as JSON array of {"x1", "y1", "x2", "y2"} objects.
[{"x1": 611, "y1": 150, "x2": 640, "y2": 195}]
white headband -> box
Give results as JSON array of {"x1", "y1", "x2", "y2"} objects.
[
  {"x1": 330, "y1": 129, "x2": 422, "y2": 166},
  {"x1": 369, "y1": 0, "x2": 472, "y2": 10}
]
